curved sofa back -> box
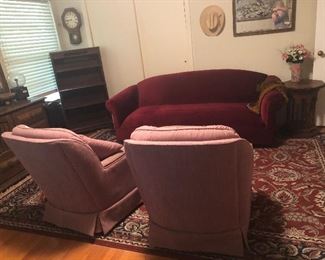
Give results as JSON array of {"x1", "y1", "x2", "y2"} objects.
[{"x1": 137, "y1": 69, "x2": 267, "y2": 106}]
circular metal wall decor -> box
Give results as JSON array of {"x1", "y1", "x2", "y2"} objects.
[{"x1": 200, "y1": 5, "x2": 225, "y2": 37}]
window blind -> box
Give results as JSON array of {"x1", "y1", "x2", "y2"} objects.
[{"x1": 0, "y1": 0, "x2": 60, "y2": 97}]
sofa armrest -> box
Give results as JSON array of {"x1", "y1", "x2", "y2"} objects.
[
  {"x1": 106, "y1": 85, "x2": 139, "y2": 130},
  {"x1": 260, "y1": 90, "x2": 287, "y2": 129}
]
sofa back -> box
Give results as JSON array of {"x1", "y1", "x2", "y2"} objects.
[{"x1": 137, "y1": 69, "x2": 267, "y2": 106}]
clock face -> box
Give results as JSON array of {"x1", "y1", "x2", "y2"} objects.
[
  {"x1": 63, "y1": 11, "x2": 79, "y2": 29},
  {"x1": 61, "y1": 8, "x2": 82, "y2": 44}
]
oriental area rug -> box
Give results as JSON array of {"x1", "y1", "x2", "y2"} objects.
[{"x1": 0, "y1": 132, "x2": 324, "y2": 259}]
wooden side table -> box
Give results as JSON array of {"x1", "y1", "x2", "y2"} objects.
[{"x1": 284, "y1": 79, "x2": 325, "y2": 137}]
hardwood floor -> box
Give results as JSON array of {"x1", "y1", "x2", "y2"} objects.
[{"x1": 0, "y1": 228, "x2": 171, "y2": 260}]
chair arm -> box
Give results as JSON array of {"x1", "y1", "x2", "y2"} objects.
[
  {"x1": 79, "y1": 135, "x2": 123, "y2": 160},
  {"x1": 260, "y1": 90, "x2": 287, "y2": 129},
  {"x1": 101, "y1": 151, "x2": 125, "y2": 169},
  {"x1": 101, "y1": 151, "x2": 134, "y2": 187},
  {"x1": 106, "y1": 85, "x2": 139, "y2": 130}
]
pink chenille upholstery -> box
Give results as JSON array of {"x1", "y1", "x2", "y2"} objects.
[
  {"x1": 12, "y1": 125, "x2": 123, "y2": 159},
  {"x1": 124, "y1": 126, "x2": 253, "y2": 257},
  {"x1": 2, "y1": 125, "x2": 141, "y2": 236}
]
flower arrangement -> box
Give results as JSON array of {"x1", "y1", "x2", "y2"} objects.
[{"x1": 281, "y1": 44, "x2": 312, "y2": 64}]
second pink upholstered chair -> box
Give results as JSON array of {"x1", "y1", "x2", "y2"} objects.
[
  {"x1": 124, "y1": 125, "x2": 253, "y2": 257},
  {"x1": 2, "y1": 125, "x2": 141, "y2": 236}
]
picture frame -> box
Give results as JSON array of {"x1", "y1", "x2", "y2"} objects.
[
  {"x1": 233, "y1": 0, "x2": 296, "y2": 37},
  {"x1": 0, "y1": 63, "x2": 9, "y2": 94}
]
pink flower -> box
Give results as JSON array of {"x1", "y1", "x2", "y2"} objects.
[{"x1": 281, "y1": 44, "x2": 313, "y2": 64}]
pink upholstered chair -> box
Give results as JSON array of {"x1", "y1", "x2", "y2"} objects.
[
  {"x1": 1, "y1": 125, "x2": 141, "y2": 236},
  {"x1": 124, "y1": 125, "x2": 253, "y2": 257}
]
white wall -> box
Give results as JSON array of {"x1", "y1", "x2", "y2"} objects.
[
  {"x1": 84, "y1": 0, "x2": 144, "y2": 96},
  {"x1": 189, "y1": 0, "x2": 318, "y2": 81},
  {"x1": 134, "y1": 0, "x2": 193, "y2": 77}
]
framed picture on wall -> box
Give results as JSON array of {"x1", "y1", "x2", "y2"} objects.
[
  {"x1": 233, "y1": 0, "x2": 296, "y2": 37},
  {"x1": 0, "y1": 63, "x2": 9, "y2": 93}
]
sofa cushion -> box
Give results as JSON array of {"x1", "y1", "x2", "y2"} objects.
[
  {"x1": 131, "y1": 125, "x2": 239, "y2": 141},
  {"x1": 137, "y1": 69, "x2": 267, "y2": 106},
  {"x1": 119, "y1": 103, "x2": 266, "y2": 143},
  {"x1": 122, "y1": 103, "x2": 264, "y2": 128}
]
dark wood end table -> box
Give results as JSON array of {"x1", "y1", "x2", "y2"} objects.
[{"x1": 284, "y1": 79, "x2": 325, "y2": 137}]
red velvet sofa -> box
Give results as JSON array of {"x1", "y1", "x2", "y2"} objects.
[{"x1": 106, "y1": 69, "x2": 286, "y2": 146}]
